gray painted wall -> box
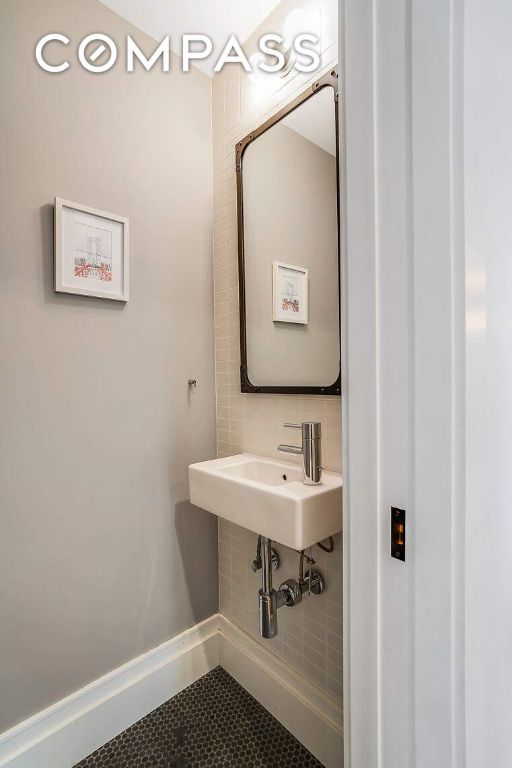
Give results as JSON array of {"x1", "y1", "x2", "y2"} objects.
[{"x1": 0, "y1": 0, "x2": 218, "y2": 732}]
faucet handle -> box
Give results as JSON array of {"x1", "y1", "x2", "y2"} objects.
[{"x1": 284, "y1": 422, "x2": 321, "y2": 439}]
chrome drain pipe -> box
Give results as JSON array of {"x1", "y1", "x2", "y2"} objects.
[
  {"x1": 258, "y1": 537, "x2": 286, "y2": 639},
  {"x1": 257, "y1": 538, "x2": 327, "y2": 639}
]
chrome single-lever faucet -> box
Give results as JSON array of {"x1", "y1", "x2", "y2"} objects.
[{"x1": 277, "y1": 422, "x2": 322, "y2": 485}]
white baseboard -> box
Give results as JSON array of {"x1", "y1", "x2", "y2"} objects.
[
  {"x1": 219, "y1": 616, "x2": 343, "y2": 768},
  {"x1": 0, "y1": 614, "x2": 343, "y2": 768},
  {"x1": 0, "y1": 616, "x2": 219, "y2": 768}
]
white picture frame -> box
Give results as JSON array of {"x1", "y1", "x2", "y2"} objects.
[
  {"x1": 54, "y1": 198, "x2": 129, "y2": 301},
  {"x1": 272, "y1": 261, "x2": 309, "y2": 324}
]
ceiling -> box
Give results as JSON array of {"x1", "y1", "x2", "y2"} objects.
[
  {"x1": 283, "y1": 87, "x2": 336, "y2": 156},
  {"x1": 99, "y1": 0, "x2": 284, "y2": 76}
]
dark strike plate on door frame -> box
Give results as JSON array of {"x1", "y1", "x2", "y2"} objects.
[{"x1": 391, "y1": 506, "x2": 406, "y2": 561}]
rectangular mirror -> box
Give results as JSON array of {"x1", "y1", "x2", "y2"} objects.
[{"x1": 236, "y1": 69, "x2": 340, "y2": 395}]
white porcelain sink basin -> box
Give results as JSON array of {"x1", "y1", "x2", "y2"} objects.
[{"x1": 189, "y1": 453, "x2": 342, "y2": 550}]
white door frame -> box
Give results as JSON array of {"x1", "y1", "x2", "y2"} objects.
[
  {"x1": 340, "y1": 1, "x2": 465, "y2": 765},
  {"x1": 339, "y1": 0, "x2": 379, "y2": 763}
]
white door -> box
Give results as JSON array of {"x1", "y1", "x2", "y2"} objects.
[
  {"x1": 340, "y1": 0, "x2": 512, "y2": 765},
  {"x1": 464, "y1": 1, "x2": 512, "y2": 765}
]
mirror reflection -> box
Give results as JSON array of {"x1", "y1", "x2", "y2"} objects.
[{"x1": 238, "y1": 79, "x2": 340, "y2": 394}]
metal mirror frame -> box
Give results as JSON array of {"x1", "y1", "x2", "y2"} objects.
[{"x1": 235, "y1": 67, "x2": 341, "y2": 395}]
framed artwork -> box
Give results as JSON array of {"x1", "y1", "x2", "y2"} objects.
[
  {"x1": 272, "y1": 261, "x2": 308, "y2": 324},
  {"x1": 54, "y1": 198, "x2": 129, "y2": 301}
]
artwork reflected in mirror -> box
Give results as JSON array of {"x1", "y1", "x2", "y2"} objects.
[
  {"x1": 272, "y1": 262, "x2": 309, "y2": 325},
  {"x1": 236, "y1": 70, "x2": 340, "y2": 394}
]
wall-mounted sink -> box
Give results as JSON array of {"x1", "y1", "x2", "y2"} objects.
[{"x1": 189, "y1": 454, "x2": 342, "y2": 550}]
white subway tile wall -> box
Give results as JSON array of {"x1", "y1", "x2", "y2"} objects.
[{"x1": 212, "y1": 0, "x2": 342, "y2": 706}]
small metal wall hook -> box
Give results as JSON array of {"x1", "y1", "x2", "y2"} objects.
[{"x1": 188, "y1": 379, "x2": 197, "y2": 388}]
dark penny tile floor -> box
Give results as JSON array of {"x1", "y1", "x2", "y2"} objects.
[{"x1": 74, "y1": 666, "x2": 323, "y2": 768}]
